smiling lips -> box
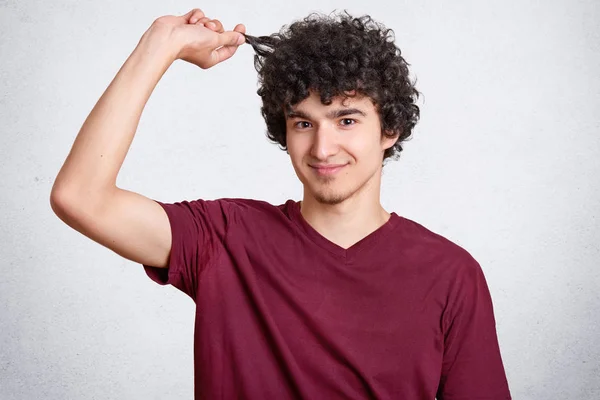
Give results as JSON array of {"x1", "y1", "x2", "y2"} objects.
[{"x1": 310, "y1": 163, "x2": 347, "y2": 176}]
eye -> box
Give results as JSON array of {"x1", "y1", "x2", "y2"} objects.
[
  {"x1": 340, "y1": 118, "x2": 356, "y2": 126},
  {"x1": 294, "y1": 121, "x2": 312, "y2": 129}
]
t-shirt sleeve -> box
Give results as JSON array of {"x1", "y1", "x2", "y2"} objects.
[
  {"x1": 142, "y1": 198, "x2": 232, "y2": 300},
  {"x1": 437, "y1": 256, "x2": 512, "y2": 400}
]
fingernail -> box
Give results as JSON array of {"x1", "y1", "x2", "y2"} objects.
[{"x1": 237, "y1": 34, "x2": 245, "y2": 45}]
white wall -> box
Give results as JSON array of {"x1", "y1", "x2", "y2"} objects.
[{"x1": 1, "y1": 0, "x2": 599, "y2": 399}]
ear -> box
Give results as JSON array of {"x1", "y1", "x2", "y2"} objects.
[{"x1": 381, "y1": 130, "x2": 400, "y2": 151}]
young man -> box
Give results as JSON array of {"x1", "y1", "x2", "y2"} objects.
[{"x1": 50, "y1": 8, "x2": 511, "y2": 400}]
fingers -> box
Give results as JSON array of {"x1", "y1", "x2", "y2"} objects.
[
  {"x1": 182, "y1": 9, "x2": 239, "y2": 38},
  {"x1": 192, "y1": 16, "x2": 210, "y2": 26},
  {"x1": 213, "y1": 26, "x2": 246, "y2": 64},
  {"x1": 233, "y1": 23, "x2": 246, "y2": 35},
  {"x1": 184, "y1": 8, "x2": 204, "y2": 23},
  {"x1": 184, "y1": 7, "x2": 223, "y2": 32},
  {"x1": 207, "y1": 19, "x2": 224, "y2": 32},
  {"x1": 215, "y1": 23, "x2": 247, "y2": 62},
  {"x1": 193, "y1": 16, "x2": 211, "y2": 26},
  {"x1": 214, "y1": 43, "x2": 240, "y2": 64},
  {"x1": 190, "y1": 16, "x2": 225, "y2": 34},
  {"x1": 217, "y1": 29, "x2": 245, "y2": 47}
]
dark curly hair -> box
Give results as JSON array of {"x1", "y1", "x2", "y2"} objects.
[{"x1": 244, "y1": 10, "x2": 421, "y2": 162}]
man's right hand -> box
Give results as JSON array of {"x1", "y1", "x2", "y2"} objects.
[{"x1": 148, "y1": 8, "x2": 246, "y2": 69}]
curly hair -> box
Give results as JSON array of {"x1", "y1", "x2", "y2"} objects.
[{"x1": 244, "y1": 10, "x2": 421, "y2": 161}]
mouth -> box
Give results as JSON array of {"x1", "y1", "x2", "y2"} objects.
[{"x1": 309, "y1": 163, "x2": 348, "y2": 176}]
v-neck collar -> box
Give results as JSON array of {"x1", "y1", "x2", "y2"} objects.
[{"x1": 285, "y1": 200, "x2": 402, "y2": 262}]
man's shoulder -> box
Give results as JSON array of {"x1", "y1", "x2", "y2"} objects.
[
  {"x1": 161, "y1": 197, "x2": 292, "y2": 226},
  {"x1": 217, "y1": 197, "x2": 291, "y2": 213},
  {"x1": 211, "y1": 197, "x2": 294, "y2": 223},
  {"x1": 395, "y1": 214, "x2": 480, "y2": 269}
]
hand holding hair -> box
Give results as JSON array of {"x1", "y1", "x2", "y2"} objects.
[{"x1": 146, "y1": 8, "x2": 246, "y2": 69}]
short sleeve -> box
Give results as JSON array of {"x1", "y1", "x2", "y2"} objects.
[
  {"x1": 437, "y1": 257, "x2": 512, "y2": 400},
  {"x1": 142, "y1": 198, "x2": 232, "y2": 300}
]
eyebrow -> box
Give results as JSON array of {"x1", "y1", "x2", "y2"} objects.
[{"x1": 286, "y1": 108, "x2": 367, "y2": 120}]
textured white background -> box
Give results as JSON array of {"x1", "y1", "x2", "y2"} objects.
[{"x1": 1, "y1": 0, "x2": 599, "y2": 399}]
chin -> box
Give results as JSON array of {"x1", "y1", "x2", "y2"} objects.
[
  {"x1": 310, "y1": 184, "x2": 357, "y2": 205},
  {"x1": 306, "y1": 169, "x2": 378, "y2": 206},
  {"x1": 313, "y1": 192, "x2": 348, "y2": 205}
]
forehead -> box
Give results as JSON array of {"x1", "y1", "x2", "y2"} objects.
[{"x1": 289, "y1": 90, "x2": 374, "y2": 110}]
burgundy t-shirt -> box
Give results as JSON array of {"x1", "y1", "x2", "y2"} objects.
[{"x1": 143, "y1": 198, "x2": 511, "y2": 400}]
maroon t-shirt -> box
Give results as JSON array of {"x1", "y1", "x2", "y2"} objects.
[{"x1": 143, "y1": 198, "x2": 511, "y2": 399}]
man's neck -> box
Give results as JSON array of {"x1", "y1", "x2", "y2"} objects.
[{"x1": 299, "y1": 189, "x2": 390, "y2": 250}]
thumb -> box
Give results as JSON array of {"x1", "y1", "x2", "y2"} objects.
[{"x1": 217, "y1": 30, "x2": 245, "y2": 47}]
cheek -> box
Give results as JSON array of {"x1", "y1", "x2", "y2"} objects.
[
  {"x1": 286, "y1": 140, "x2": 306, "y2": 168},
  {"x1": 346, "y1": 133, "x2": 381, "y2": 160},
  {"x1": 287, "y1": 135, "x2": 310, "y2": 157}
]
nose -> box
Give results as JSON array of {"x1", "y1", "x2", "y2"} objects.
[{"x1": 310, "y1": 123, "x2": 339, "y2": 161}]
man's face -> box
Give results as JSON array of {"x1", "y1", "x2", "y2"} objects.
[{"x1": 285, "y1": 91, "x2": 397, "y2": 205}]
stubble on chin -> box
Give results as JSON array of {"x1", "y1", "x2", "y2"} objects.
[
  {"x1": 312, "y1": 179, "x2": 353, "y2": 205},
  {"x1": 312, "y1": 167, "x2": 378, "y2": 206},
  {"x1": 314, "y1": 191, "x2": 346, "y2": 205}
]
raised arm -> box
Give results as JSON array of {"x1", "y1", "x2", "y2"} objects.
[{"x1": 50, "y1": 9, "x2": 246, "y2": 268}]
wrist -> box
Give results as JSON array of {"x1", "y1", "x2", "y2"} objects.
[{"x1": 138, "y1": 23, "x2": 181, "y2": 65}]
